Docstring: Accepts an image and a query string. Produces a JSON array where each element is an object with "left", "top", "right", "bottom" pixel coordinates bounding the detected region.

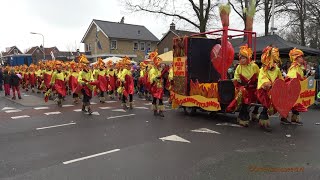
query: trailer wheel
[{"left": 183, "top": 107, "right": 197, "bottom": 116}]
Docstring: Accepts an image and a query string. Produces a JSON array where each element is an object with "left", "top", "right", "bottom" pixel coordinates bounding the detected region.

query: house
[
  {"left": 44, "top": 46, "right": 59, "bottom": 60},
  {"left": 1, "top": 46, "right": 24, "bottom": 65},
  {"left": 81, "top": 19, "right": 159, "bottom": 61},
  {"left": 25, "top": 46, "right": 44, "bottom": 63},
  {"left": 157, "top": 23, "right": 198, "bottom": 54}
]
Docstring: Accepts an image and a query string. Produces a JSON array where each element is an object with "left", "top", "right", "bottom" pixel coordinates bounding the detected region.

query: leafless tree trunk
[{"left": 124, "top": 0, "right": 217, "bottom": 33}]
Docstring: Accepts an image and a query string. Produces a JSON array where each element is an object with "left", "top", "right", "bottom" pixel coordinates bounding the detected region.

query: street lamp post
[{"left": 30, "top": 32, "right": 45, "bottom": 61}]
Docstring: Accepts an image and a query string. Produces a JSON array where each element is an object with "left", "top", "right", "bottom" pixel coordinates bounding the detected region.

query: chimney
[
  {"left": 120, "top": 17, "right": 125, "bottom": 24},
  {"left": 170, "top": 22, "right": 175, "bottom": 31}
]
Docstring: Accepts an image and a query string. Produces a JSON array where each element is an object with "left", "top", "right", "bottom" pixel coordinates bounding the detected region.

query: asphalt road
[{"left": 0, "top": 91, "right": 320, "bottom": 180}]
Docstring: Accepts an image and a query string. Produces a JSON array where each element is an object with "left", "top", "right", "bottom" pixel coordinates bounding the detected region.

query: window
[
  {"left": 140, "top": 42, "right": 145, "bottom": 51},
  {"left": 138, "top": 30, "right": 141, "bottom": 35},
  {"left": 86, "top": 44, "right": 92, "bottom": 51},
  {"left": 164, "top": 48, "right": 169, "bottom": 53},
  {"left": 111, "top": 40, "right": 117, "bottom": 50},
  {"left": 14, "top": 49, "right": 18, "bottom": 54},
  {"left": 133, "top": 42, "right": 139, "bottom": 51},
  {"left": 147, "top": 42, "right": 151, "bottom": 51}
]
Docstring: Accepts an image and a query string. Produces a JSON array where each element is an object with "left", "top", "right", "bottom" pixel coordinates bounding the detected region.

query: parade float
[{"left": 170, "top": 2, "right": 317, "bottom": 117}]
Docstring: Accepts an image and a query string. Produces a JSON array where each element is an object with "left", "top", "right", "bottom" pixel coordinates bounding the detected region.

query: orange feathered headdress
[
  {"left": 148, "top": 49, "right": 162, "bottom": 66},
  {"left": 122, "top": 56, "right": 132, "bottom": 67},
  {"left": 106, "top": 60, "right": 113, "bottom": 67},
  {"left": 78, "top": 54, "right": 89, "bottom": 64},
  {"left": 97, "top": 57, "right": 104, "bottom": 68},
  {"left": 289, "top": 48, "right": 304, "bottom": 62},
  {"left": 261, "top": 46, "right": 281, "bottom": 70},
  {"left": 239, "top": 44, "right": 253, "bottom": 62}
]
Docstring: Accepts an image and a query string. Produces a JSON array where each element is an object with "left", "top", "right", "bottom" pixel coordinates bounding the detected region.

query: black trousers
[
  {"left": 122, "top": 94, "right": 133, "bottom": 103},
  {"left": 152, "top": 97, "right": 163, "bottom": 105},
  {"left": 81, "top": 89, "right": 91, "bottom": 103}
]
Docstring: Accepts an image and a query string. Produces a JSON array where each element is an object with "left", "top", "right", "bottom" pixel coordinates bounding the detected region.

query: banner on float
[
  {"left": 171, "top": 93, "right": 221, "bottom": 111},
  {"left": 295, "top": 76, "right": 316, "bottom": 107}
]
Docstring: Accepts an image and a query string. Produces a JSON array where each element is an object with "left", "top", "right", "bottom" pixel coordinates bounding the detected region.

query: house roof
[
  {"left": 1, "top": 46, "right": 23, "bottom": 57},
  {"left": 230, "top": 34, "right": 320, "bottom": 57},
  {"left": 81, "top": 19, "right": 159, "bottom": 43},
  {"left": 44, "top": 47, "right": 59, "bottom": 55},
  {"left": 158, "top": 30, "right": 198, "bottom": 44},
  {"left": 26, "top": 46, "right": 43, "bottom": 54}
]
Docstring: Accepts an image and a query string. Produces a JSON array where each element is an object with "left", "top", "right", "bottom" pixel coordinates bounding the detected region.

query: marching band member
[
  {"left": 106, "top": 60, "right": 116, "bottom": 100},
  {"left": 28, "top": 64, "right": 37, "bottom": 93},
  {"left": 68, "top": 61, "right": 80, "bottom": 104},
  {"left": 94, "top": 58, "right": 108, "bottom": 103}
]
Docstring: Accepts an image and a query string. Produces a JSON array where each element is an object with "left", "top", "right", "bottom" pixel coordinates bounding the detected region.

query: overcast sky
[{"left": 0, "top": 0, "right": 280, "bottom": 53}]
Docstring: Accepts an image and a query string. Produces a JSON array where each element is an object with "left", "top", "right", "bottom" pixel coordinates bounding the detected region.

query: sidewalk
[{"left": 2, "top": 92, "right": 55, "bottom": 107}]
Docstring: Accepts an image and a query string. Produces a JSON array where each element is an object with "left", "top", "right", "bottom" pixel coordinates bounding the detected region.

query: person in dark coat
[
  {"left": 3, "top": 69, "right": 10, "bottom": 96},
  {"left": 9, "top": 69, "right": 21, "bottom": 100}
]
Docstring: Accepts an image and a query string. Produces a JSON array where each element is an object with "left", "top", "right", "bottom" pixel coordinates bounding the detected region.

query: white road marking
[
  {"left": 73, "top": 109, "right": 82, "bottom": 112},
  {"left": 90, "top": 102, "right": 97, "bottom": 105},
  {"left": 34, "top": 107, "right": 50, "bottom": 110},
  {"left": 144, "top": 103, "right": 152, "bottom": 106},
  {"left": 63, "top": 149, "right": 120, "bottom": 165},
  {"left": 36, "top": 122, "right": 76, "bottom": 130},
  {"left": 135, "top": 107, "right": 149, "bottom": 110},
  {"left": 62, "top": 104, "right": 74, "bottom": 107},
  {"left": 5, "top": 109, "right": 22, "bottom": 113},
  {"left": 191, "top": 128, "right": 221, "bottom": 134},
  {"left": 107, "top": 114, "right": 135, "bottom": 119},
  {"left": 112, "top": 109, "right": 126, "bottom": 112},
  {"left": 159, "top": 135, "right": 191, "bottom": 143},
  {"left": 23, "top": 95, "right": 30, "bottom": 97},
  {"left": 44, "top": 111, "right": 61, "bottom": 115},
  {"left": 2, "top": 107, "right": 15, "bottom": 110},
  {"left": 11, "top": 115, "right": 30, "bottom": 119},
  {"left": 99, "top": 107, "right": 112, "bottom": 110},
  {"left": 216, "top": 123, "right": 242, "bottom": 128},
  {"left": 106, "top": 101, "right": 117, "bottom": 103},
  {"left": 163, "top": 101, "right": 169, "bottom": 104},
  {"left": 92, "top": 112, "right": 100, "bottom": 116}
]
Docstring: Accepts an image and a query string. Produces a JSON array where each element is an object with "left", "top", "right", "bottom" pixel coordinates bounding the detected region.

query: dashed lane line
[
  {"left": 36, "top": 122, "right": 76, "bottom": 130},
  {"left": 107, "top": 114, "right": 135, "bottom": 120},
  {"left": 11, "top": 115, "right": 30, "bottom": 119},
  {"left": 44, "top": 111, "right": 61, "bottom": 115},
  {"left": 63, "top": 149, "right": 120, "bottom": 165},
  {"left": 5, "top": 109, "right": 22, "bottom": 113}
]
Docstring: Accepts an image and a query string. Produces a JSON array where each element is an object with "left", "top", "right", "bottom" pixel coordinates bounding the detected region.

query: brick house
[
  {"left": 81, "top": 19, "right": 159, "bottom": 61},
  {"left": 25, "top": 46, "right": 44, "bottom": 63},
  {"left": 157, "top": 23, "right": 197, "bottom": 54},
  {"left": 0, "top": 46, "right": 23, "bottom": 64}
]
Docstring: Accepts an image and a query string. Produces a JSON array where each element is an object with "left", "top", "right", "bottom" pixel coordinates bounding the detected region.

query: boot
[
  {"left": 18, "top": 95, "right": 22, "bottom": 99},
  {"left": 251, "top": 113, "right": 259, "bottom": 122},
  {"left": 32, "top": 88, "right": 35, "bottom": 93},
  {"left": 12, "top": 96, "right": 16, "bottom": 100},
  {"left": 99, "top": 96, "right": 105, "bottom": 103},
  {"left": 87, "top": 106, "right": 93, "bottom": 115},
  {"left": 152, "top": 104, "right": 158, "bottom": 116},
  {"left": 158, "top": 105, "right": 165, "bottom": 117},
  {"left": 82, "top": 104, "right": 87, "bottom": 112},
  {"left": 291, "top": 114, "right": 303, "bottom": 125},
  {"left": 259, "top": 119, "right": 272, "bottom": 132},
  {"left": 280, "top": 117, "right": 291, "bottom": 125},
  {"left": 129, "top": 102, "right": 133, "bottom": 110},
  {"left": 73, "top": 98, "right": 79, "bottom": 104},
  {"left": 57, "top": 99, "right": 62, "bottom": 107},
  {"left": 122, "top": 103, "right": 128, "bottom": 110},
  {"left": 259, "top": 108, "right": 272, "bottom": 132}
]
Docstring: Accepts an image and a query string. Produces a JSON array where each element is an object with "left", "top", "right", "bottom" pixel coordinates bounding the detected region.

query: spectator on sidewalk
[
  {"left": 9, "top": 69, "right": 21, "bottom": 100},
  {"left": 0, "top": 68, "right": 3, "bottom": 91},
  {"left": 3, "top": 69, "right": 10, "bottom": 96}
]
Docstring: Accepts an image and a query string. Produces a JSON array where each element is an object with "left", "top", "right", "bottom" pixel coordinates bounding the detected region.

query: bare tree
[
  {"left": 228, "top": 0, "right": 261, "bottom": 31},
  {"left": 124, "top": 0, "right": 218, "bottom": 32}
]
